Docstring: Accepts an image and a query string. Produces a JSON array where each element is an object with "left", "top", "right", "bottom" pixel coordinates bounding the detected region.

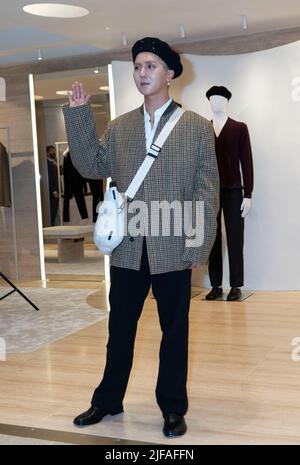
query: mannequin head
[
  {"left": 206, "top": 85, "right": 231, "bottom": 114},
  {"left": 209, "top": 95, "right": 229, "bottom": 114}
]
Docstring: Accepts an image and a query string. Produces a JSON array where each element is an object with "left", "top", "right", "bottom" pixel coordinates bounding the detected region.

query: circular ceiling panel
[{"left": 23, "top": 3, "right": 89, "bottom": 18}]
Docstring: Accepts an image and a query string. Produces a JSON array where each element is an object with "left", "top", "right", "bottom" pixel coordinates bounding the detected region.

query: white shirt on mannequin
[{"left": 209, "top": 94, "right": 252, "bottom": 217}]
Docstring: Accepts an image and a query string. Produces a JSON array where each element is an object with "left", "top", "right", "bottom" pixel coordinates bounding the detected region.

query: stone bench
[{"left": 43, "top": 225, "right": 94, "bottom": 263}]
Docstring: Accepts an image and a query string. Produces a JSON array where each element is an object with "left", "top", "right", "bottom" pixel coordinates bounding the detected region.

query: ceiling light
[
  {"left": 241, "top": 14, "right": 248, "bottom": 30},
  {"left": 94, "top": 68, "right": 100, "bottom": 74},
  {"left": 23, "top": 3, "right": 89, "bottom": 18},
  {"left": 121, "top": 33, "right": 128, "bottom": 47},
  {"left": 105, "top": 26, "right": 111, "bottom": 31},
  {"left": 99, "top": 86, "right": 109, "bottom": 92},
  {"left": 56, "top": 90, "right": 72, "bottom": 96},
  {"left": 179, "top": 24, "right": 186, "bottom": 39},
  {"left": 37, "top": 48, "right": 43, "bottom": 61},
  {"left": 34, "top": 95, "right": 44, "bottom": 101}
]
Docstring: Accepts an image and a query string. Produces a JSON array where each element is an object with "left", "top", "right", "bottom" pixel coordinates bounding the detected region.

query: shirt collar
[{"left": 143, "top": 97, "right": 173, "bottom": 121}]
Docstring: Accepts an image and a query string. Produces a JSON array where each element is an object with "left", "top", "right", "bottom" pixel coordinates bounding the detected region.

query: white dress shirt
[{"left": 143, "top": 97, "right": 173, "bottom": 152}]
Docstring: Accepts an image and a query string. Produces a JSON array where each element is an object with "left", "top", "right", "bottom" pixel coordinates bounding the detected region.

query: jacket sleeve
[
  {"left": 62, "top": 103, "right": 112, "bottom": 180},
  {"left": 239, "top": 123, "right": 254, "bottom": 198},
  {"left": 182, "top": 120, "right": 219, "bottom": 265},
  {"left": 0, "top": 144, "right": 12, "bottom": 208}
]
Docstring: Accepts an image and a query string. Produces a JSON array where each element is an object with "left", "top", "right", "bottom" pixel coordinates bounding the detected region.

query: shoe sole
[
  {"left": 163, "top": 427, "right": 187, "bottom": 438},
  {"left": 74, "top": 409, "right": 123, "bottom": 427}
]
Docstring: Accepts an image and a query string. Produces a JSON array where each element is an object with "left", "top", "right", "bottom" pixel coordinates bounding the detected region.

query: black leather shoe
[
  {"left": 227, "top": 287, "right": 242, "bottom": 301},
  {"left": 206, "top": 287, "right": 223, "bottom": 300},
  {"left": 163, "top": 413, "right": 187, "bottom": 438},
  {"left": 73, "top": 406, "right": 123, "bottom": 426}
]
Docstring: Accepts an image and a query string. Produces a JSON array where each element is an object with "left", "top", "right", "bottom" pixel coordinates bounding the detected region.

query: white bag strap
[{"left": 125, "top": 107, "right": 185, "bottom": 200}]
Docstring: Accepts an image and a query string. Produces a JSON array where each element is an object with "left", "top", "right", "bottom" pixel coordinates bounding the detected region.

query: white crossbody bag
[{"left": 94, "top": 107, "right": 185, "bottom": 255}]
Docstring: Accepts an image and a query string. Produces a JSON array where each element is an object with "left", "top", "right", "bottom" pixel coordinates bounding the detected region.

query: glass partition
[{"left": 30, "top": 68, "right": 111, "bottom": 283}]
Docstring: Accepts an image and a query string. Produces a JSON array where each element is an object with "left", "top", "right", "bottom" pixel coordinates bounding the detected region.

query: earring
[{"left": 167, "top": 81, "right": 170, "bottom": 87}]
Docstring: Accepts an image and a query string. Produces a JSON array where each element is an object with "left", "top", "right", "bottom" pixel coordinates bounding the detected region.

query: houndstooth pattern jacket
[{"left": 63, "top": 100, "right": 219, "bottom": 274}]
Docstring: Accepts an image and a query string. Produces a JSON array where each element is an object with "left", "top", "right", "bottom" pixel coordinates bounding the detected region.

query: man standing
[
  {"left": 63, "top": 37, "right": 219, "bottom": 438},
  {"left": 46, "top": 145, "right": 59, "bottom": 226}
]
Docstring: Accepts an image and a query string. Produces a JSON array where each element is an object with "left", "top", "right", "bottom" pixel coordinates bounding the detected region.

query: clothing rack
[
  {"left": 0, "top": 127, "right": 18, "bottom": 281},
  {"left": 0, "top": 127, "right": 38, "bottom": 311}
]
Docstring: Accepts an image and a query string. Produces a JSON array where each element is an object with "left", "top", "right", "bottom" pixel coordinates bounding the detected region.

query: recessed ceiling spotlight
[
  {"left": 56, "top": 90, "right": 72, "bottom": 96},
  {"left": 179, "top": 24, "right": 186, "bottom": 39},
  {"left": 34, "top": 95, "right": 44, "bottom": 101},
  {"left": 241, "top": 14, "right": 248, "bottom": 30},
  {"left": 99, "top": 86, "right": 110, "bottom": 92},
  {"left": 37, "top": 48, "right": 43, "bottom": 61},
  {"left": 105, "top": 26, "right": 111, "bottom": 31},
  {"left": 94, "top": 68, "right": 100, "bottom": 74},
  {"left": 23, "top": 3, "right": 89, "bottom": 18},
  {"left": 121, "top": 33, "right": 128, "bottom": 47}
]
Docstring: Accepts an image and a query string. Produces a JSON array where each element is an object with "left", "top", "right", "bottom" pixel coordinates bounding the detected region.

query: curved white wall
[{"left": 110, "top": 41, "right": 300, "bottom": 290}]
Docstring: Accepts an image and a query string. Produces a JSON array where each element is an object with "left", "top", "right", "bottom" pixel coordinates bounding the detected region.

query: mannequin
[
  {"left": 46, "top": 145, "right": 59, "bottom": 226},
  {"left": 62, "top": 148, "right": 89, "bottom": 223},
  {"left": 62, "top": 147, "right": 104, "bottom": 223},
  {"left": 205, "top": 86, "right": 253, "bottom": 301}
]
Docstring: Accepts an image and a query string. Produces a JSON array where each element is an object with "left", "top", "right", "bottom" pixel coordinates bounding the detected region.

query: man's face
[
  {"left": 133, "top": 52, "right": 174, "bottom": 97},
  {"left": 48, "top": 148, "right": 56, "bottom": 159}
]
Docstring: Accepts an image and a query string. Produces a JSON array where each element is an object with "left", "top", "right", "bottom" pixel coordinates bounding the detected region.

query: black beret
[
  {"left": 206, "top": 86, "right": 232, "bottom": 101},
  {"left": 132, "top": 37, "right": 183, "bottom": 79}
]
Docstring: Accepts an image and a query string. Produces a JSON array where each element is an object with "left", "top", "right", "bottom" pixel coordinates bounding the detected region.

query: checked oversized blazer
[{"left": 63, "top": 100, "right": 219, "bottom": 274}]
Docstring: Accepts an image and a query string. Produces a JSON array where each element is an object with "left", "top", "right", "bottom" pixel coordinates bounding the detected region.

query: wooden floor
[{"left": 1, "top": 280, "right": 300, "bottom": 445}]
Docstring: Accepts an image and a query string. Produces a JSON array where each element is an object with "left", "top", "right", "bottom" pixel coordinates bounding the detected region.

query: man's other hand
[{"left": 187, "top": 262, "right": 199, "bottom": 270}]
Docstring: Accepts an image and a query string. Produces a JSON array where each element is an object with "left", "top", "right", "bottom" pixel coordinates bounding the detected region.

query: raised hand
[{"left": 69, "top": 82, "right": 90, "bottom": 107}]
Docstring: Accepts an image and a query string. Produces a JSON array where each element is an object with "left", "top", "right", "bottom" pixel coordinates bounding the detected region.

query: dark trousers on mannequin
[
  {"left": 91, "top": 240, "right": 192, "bottom": 415},
  {"left": 63, "top": 189, "right": 88, "bottom": 222},
  {"left": 208, "top": 188, "right": 244, "bottom": 288},
  {"left": 88, "top": 179, "right": 104, "bottom": 223}
]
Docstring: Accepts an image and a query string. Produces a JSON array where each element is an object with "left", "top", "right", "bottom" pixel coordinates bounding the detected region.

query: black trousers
[
  {"left": 91, "top": 241, "right": 192, "bottom": 415},
  {"left": 208, "top": 188, "right": 244, "bottom": 288},
  {"left": 50, "top": 197, "right": 59, "bottom": 226},
  {"left": 88, "top": 180, "right": 104, "bottom": 223},
  {"left": 63, "top": 189, "right": 88, "bottom": 222}
]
